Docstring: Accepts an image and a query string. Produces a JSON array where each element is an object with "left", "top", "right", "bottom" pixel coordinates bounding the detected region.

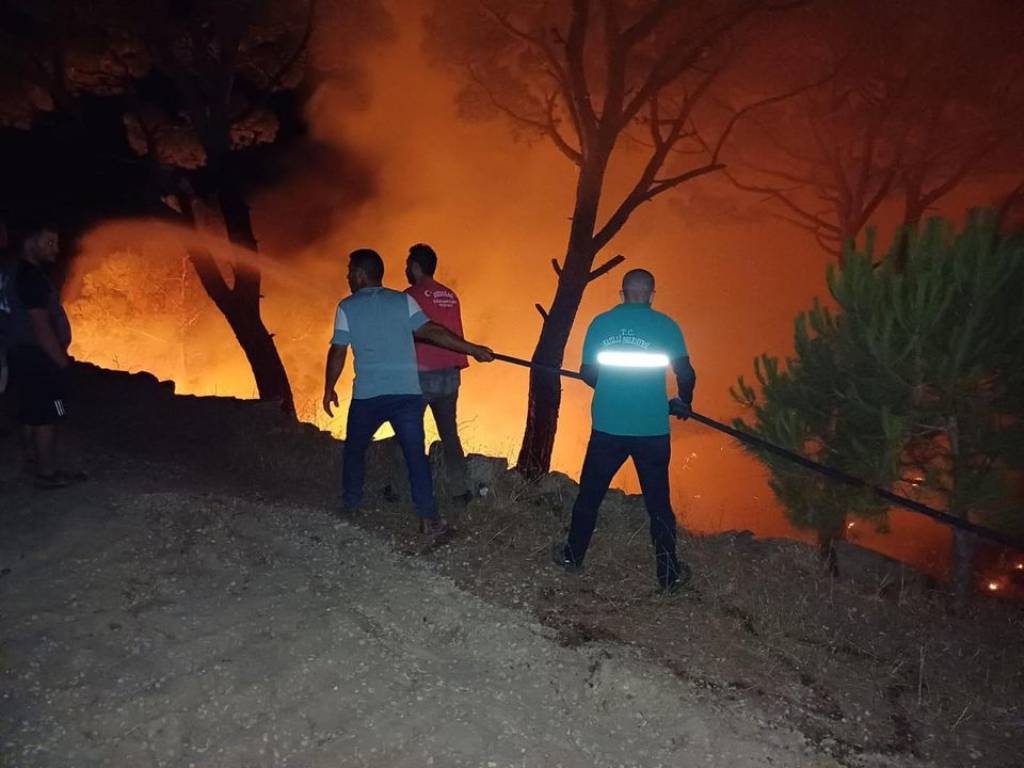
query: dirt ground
[{"left": 1, "top": 364, "right": 1021, "bottom": 767}]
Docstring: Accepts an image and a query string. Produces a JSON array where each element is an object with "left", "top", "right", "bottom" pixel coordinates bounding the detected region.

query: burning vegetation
[{"left": 3, "top": 0, "right": 1024, "bottom": 590}]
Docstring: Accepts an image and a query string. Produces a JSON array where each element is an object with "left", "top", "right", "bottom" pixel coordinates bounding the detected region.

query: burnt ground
[{"left": 1, "top": 363, "right": 1022, "bottom": 767}]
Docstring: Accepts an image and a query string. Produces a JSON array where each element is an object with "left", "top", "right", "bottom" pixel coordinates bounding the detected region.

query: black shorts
[{"left": 7, "top": 346, "right": 68, "bottom": 426}]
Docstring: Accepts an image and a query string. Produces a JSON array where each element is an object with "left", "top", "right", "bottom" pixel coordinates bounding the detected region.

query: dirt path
[
  {"left": 4, "top": 367, "right": 1016, "bottom": 767},
  {"left": 1, "top": 481, "right": 853, "bottom": 768}
]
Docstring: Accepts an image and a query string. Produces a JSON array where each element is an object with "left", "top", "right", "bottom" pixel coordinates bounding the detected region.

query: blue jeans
[
  {"left": 343, "top": 395, "right": 436, "bottom": 519},
  {"left": 566, "top": 430, "right": 680, "bottom": 586}
]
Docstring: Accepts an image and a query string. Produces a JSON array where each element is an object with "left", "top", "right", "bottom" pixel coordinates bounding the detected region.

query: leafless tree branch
[
  {"left": 996, "top": 178, "right": 1024, "bottom": 229},
  {"left": 727, "top": 171, "right": 841, "bottom": 235},
  {"left": 467, "top": 67, "right": 581, "bottom": 164},
  {"left": 564, "top": 0, "right": 599, "bottom": 142},
  {"left": 621, "top": 0, "right": 683, "bottom": 49},
  {"left": 707, "top": 71, "right": 836, "bottom": 166},
  {"left": 479, "top": 2, "right": 570, "bottom": 87},
  {"left": 905, "top": 135, "right": 1006, "bottom": 222},
  {"left": 543, "top": 91, "right": 584, "bottom": 164},
  {"left": 620, "top": 4, "right": 755, "bottom": 128},
  {"left": 592, "top": 67, "right": 828, "bottom": 253},
  {"left": 588, "top": 253, "right": 625, "bottom": 281}
]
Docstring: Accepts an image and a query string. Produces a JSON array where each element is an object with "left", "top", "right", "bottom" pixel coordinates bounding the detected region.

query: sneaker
[
  {"left": 550, "top": 542, "right": 582, "bottom": 573},
  {"left": 658, "top": 561, "right": 693, "bottom": 593},
  {"left": 422, "top": 516, "right": 453, "bottom": 545}
]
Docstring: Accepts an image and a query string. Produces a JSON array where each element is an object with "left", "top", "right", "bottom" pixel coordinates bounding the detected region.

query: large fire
[{"left": 64, "top": 4, "right": 956, "bottom": 576}]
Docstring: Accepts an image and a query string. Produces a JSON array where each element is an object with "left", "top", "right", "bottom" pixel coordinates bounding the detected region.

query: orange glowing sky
[{"left": 63, "top": 2, "right": 990, "bottom": 574}]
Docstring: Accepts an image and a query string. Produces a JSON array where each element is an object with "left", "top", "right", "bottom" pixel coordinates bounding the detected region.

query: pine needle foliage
[{"left": 734, "top": 212, "right": 1024, "bottom": 585}]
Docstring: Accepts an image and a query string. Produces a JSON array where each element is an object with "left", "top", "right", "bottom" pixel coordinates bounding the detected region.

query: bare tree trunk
[
  {"left": 517, "top": 263, "right": 591, "bottom": 476},
  {"left": 951, "top": 527, "right": 976, "bottom": 605},
  {"left": 890, "top": 189, "right": 928, "bottom": 273},
  {"left": 516, "top": 160, "right": 607, "bottom": 477},
  {"left": 187, "top": 183, "right": 295, "bottom": 414},
  {"left": 188, "top": 247, "right": 294, "bottom": 413},
  {"left": 996, "top": 179, "right": 1024, "bottom": 231},
  {"left": 946, "top": 416, "right": 974, "bottom": 605},
  {"left": 817, "top": 514, "right": 846, "bottom": 578}
]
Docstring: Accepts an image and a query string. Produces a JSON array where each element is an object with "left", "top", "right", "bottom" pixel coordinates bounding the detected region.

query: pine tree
[
  {"left": 731, "top": 279, "right": 904, "bottom": 571},
  {"left": 735, "top": 213, "right": 1024, "bottom": 597}
]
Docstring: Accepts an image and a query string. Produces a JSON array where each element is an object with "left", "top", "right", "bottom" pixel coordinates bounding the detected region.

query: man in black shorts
[{"left": 5, "top": 228, "right": 78, "bottom": 488}]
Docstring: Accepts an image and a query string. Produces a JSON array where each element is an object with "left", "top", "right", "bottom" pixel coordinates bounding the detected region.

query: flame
[
  {"left": 62, "top": 3, "right": 966, "bottom": 577},
  {"left": 987, "top": 580, "right": 1001, "bottom": 592}
]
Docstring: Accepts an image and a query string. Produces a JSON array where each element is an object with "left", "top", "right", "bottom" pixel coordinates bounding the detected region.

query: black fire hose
[
  {"left": 491, "top": 351, "right": 1024, "bottom": 552},
  {"left": 492, "top": 352, "right": 584, "bottom": 381}
]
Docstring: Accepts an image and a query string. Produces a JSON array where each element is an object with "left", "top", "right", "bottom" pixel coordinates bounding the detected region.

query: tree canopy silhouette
[
  {"left": 726, "top": 0, "right": 1024, "bottom": 259},
  {"left": 0, "top": 0, "right": 392, "bottom": 413},
  {"left": 427, "top": 0, "right": 816, "bottom": 475}
]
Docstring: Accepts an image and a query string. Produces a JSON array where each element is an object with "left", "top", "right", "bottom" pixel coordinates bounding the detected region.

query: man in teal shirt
[{"left": 552, "top": 268, "right": 696, "bottom": 590}]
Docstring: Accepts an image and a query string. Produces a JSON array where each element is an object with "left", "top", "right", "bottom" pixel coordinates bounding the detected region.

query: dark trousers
[
  {"left": 420, "top": 368, "right": 469, "bottom": 499},
  {"left": 566, "top": 430, "right": 680, "bottom": 586},
  {"left": 8, "top": 345, "right": 68, "bottom": 426},
  {"left": 343, "top": 395, "right": 436, "bottom": 519},
  {"left": 425, "top": 392, "right": 470, "bottom": 498}
]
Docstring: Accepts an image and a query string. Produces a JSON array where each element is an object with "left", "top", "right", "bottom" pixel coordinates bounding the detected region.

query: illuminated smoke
[{"left": 65, "top": 1, "right": 968, "bottom": 575}]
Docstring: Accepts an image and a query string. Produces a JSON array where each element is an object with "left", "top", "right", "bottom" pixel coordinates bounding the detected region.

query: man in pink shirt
[{"left": 405, "top": 243, "right": 473, "bottom": 506}]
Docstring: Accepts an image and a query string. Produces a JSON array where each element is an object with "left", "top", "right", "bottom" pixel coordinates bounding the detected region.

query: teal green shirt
[{"left": 582, "top": 303, "right": 688, "bottom": 437}]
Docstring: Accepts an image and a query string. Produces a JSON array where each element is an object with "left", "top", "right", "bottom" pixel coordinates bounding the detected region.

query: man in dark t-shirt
[{"left": 6, "top": 228, "right": 78, "bottom": 488}]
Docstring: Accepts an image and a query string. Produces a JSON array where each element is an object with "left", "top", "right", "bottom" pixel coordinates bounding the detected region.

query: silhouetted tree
[
  {"left": 731, "top": 302, "right": 901, "bottom": 571},
  {"left": 428, "top": 0, "right": 814, "bottom": 475},
  {"left": 728, "top": 0, "right": 1024, "bottom": 260},
  {"left": 736, "top": 214, "right": 1024, "bottom": 600},
  {"left": 0, "top": 0, "right": 391, "bottom": 413}
]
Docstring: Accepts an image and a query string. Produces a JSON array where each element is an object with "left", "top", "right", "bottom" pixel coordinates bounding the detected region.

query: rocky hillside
[{"left": 2, "top": 363, "right": 1021, "bottom": 767}]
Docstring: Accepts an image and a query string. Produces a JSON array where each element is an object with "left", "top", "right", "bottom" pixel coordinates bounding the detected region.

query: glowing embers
[{"left": 596, "top": 350, "right": 670, "bottom": 369}]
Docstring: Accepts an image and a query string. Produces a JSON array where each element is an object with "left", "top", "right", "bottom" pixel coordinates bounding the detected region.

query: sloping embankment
[{"left": 1, "top": 363, "right": 1020, "bottom": 767}]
